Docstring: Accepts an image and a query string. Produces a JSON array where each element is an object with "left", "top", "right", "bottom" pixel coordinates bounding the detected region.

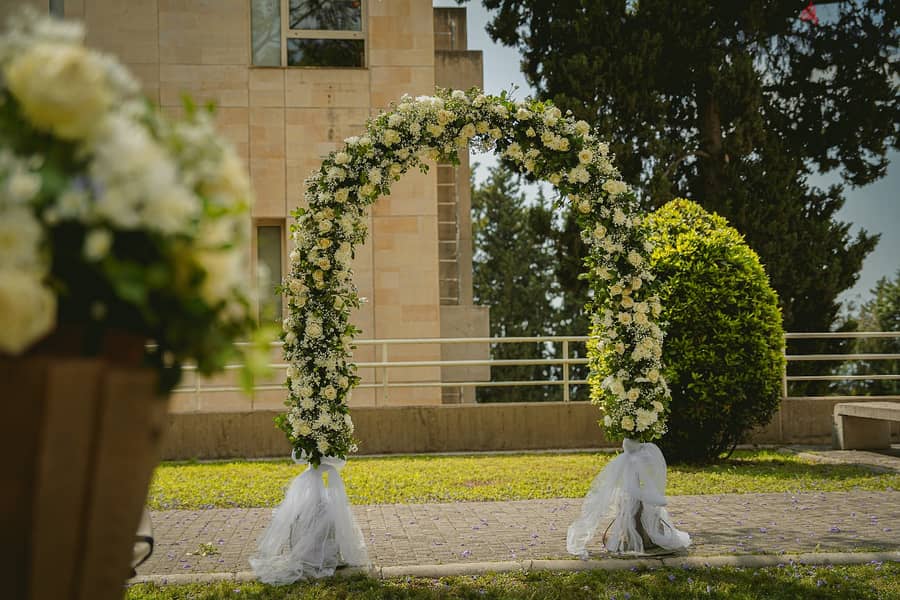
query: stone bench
[{"left": 833, "top": 401, "right": 900, "bottom": 450}]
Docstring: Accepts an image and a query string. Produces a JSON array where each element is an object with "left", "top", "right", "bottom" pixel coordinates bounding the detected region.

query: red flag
[{"left": 800, "top": 1, "right": 819, "bottom": 26}]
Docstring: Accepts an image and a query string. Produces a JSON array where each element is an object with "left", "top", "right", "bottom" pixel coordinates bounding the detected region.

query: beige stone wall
[
  {"left": 62, "top": 1, "right": 493, "bottom": 407},
  {"left": 159, "top": 398, "right": 900, "bottom": 460}
]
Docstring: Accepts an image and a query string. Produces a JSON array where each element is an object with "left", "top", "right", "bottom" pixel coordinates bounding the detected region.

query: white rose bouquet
[{"left": 0, "top": 9, "right": 269, "bottom": 391}]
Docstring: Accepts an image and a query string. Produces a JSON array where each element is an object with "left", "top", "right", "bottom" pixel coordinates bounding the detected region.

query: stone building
[{"left": 7, "top": 1, "right": 489, "bottom": 406}]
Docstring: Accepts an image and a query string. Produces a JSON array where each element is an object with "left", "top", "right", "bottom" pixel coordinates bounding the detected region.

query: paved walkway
[{"left": 136, "top": 491, "right": 900, "bottom": 578}]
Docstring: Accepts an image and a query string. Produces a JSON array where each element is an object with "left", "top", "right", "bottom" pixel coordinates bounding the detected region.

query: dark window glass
[
  {"left": 49, "top": 0, "right": 64, "bottom": 18},
  {"left": 289, "top": 0, "right": 362, "bottom": 32},
  {"left": 251, "top": 0, "right": 282, "bottom": 66},
  {"left": 256, "top": 226, "right": 283, "bottom": 322},
  {"left": 287, "top": 38, "right": 364, "bottom": 67}
]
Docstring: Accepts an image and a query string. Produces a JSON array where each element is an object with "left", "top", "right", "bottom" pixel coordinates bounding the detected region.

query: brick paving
[{"left": 136, "top": 491, "right": 900, "bottom": 577}]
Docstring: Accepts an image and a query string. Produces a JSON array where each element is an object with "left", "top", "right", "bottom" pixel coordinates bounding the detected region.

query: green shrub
[{"left": 646, "top": 199, "right": 785, "bottom": 463}]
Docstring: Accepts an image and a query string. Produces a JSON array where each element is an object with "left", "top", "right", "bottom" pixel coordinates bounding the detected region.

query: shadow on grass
[{"left": 127, "top": 564, "right": 898, "bottom": 600}]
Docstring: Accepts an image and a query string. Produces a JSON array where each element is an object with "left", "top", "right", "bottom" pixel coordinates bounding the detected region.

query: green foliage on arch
[{"left": 278, "top": 89, "right": 669, "bottom": 466}]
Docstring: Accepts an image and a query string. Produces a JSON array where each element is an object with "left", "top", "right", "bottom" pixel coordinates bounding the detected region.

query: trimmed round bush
[{"left": 646, "top": 199, "right": 785, "bottom": 463}]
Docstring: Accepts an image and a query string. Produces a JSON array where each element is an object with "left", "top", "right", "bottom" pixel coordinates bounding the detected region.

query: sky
[{"left": 434, "top": 0, "right": 899, "bottom": 306}]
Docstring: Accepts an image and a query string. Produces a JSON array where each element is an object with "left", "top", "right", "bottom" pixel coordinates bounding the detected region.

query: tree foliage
[
  {"left": 471, "top": 164, "right": 563, "bottom": 401},
  {"left": 838, "top": 271, "right": 900, "bottom": 395},
  {"left": 478, "top": 0, "right": 897, "bottom": 334}
]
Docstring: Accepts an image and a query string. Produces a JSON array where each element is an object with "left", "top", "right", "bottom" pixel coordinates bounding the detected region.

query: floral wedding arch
[
  {"left": 279, "top": 89, "right": 671, "bottom": 465},
  {"left": 252, "top": 90, "right": 687, "bottom": 582}
]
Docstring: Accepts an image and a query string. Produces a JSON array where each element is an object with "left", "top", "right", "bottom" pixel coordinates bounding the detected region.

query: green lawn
[
  {"left": 127, "top": 563, "right": 899, "bottom": 600},
  {"left": 147, "top": 450, "right": 899, "bottom": 510}
]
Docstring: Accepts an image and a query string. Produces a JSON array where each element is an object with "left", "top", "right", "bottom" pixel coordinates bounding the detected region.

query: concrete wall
[{"left": 159, "top": 398, "right": 900, "bottom": 460}]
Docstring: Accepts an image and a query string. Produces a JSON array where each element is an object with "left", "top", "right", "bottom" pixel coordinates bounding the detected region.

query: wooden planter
[{"left": 1, "top": 351, "right": 169, "bottom": 600}]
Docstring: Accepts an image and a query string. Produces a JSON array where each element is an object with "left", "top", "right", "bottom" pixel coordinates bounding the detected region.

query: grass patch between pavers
[
  {"left": 147, "top": 450, "right": 899, "bottom": 510},
  {"left": 127, "top": 563, "right": 899, "bottom": 599}
]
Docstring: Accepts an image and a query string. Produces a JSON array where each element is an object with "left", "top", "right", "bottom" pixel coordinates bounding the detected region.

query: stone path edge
[{"left": 129, "top": 550, "right": 900, "bottom": 586}]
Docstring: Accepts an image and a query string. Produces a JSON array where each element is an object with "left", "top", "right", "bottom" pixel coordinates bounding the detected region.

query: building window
[
  {"left": 251, "top": 0, "right": 366, "bottom": 68},
  {"left": 49, "top": 0, "right": 64, "bottom": 18},
  {"left": 255, "top": 224, "right": 284, "bottom": 323}
]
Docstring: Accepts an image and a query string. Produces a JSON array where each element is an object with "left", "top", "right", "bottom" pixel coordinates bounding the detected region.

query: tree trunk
[{"left": 697, "top": 92, "right": 725, "bottom": 206}]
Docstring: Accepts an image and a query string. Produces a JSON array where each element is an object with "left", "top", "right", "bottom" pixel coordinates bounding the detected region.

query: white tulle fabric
[
  {"left": 567, "top": 438, "right": 691, "bottom": 557},
  {"left": 250, "top": 452, "right": 368, "bottom": 584}
]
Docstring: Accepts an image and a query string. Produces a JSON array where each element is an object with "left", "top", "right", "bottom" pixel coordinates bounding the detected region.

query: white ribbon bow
[
  {"left": 250, "top": 452, "right": 368, "bottom": 584},
  {"left": 567, "top": 439, "right": 691, "bottom": 557}
]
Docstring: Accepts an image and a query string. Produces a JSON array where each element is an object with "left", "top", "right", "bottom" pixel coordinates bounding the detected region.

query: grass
[
  {"left": 147, "top": 450, "right": 899, "bottom": 510},
  {"left": 126, "top": 563, "right": 899, "bottom": 599}
]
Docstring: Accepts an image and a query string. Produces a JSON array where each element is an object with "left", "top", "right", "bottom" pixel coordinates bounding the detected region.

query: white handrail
[{"left": 171, "top": 332, "right": 899, "bottom": 403}]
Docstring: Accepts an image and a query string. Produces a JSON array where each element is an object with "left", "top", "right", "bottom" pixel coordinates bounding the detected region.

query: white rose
[
  {"left": 574, "top": 120, "right": 591, "bottom": 135},
  {"left": 306, "top": 321, "right": 324, "bottom": 339},
  {"left": 322, "top": 385, "right": 337, "bottom": 400},
  {"left": 592, "top": 223, "right": 607, "bottom": 240},
  {"left": 334, "top": 151, "right": 350, "bottom": 165},
  {"left": 334, "top": 188, "right": 350, "bottom": 203},
  {"left": 6, "top": 170, "right": 42, "bottom": 204},
  {"left": 297, "top": 423, "right": 312, "bottom": 436},
  {"left": 4, "top": 42, "right": 112, "bottom": 140},
  {"left": 83, "top": 228, "right": 112, "bottom": 261},
  {"left": 626, "top": 388, "right": 640, "bottom": 401},
  {"left": 0, "top": 207, "right": 42, "bottom": 270},
  {"left": 0, "top": 270, "right": 56, "bottom": 354},
  {"left": 627, "top": 251, "right": 643, "bottom": 267},
  {"left": 382, "top": 129, "right": 400, "bottom": 146},
  {"left": 647, "top": 369, "right": 660, "bottom": 383},
  {"left": 620, "top": 416, "right": 635, "bottom": 431},
  {"left": 578, "top": 149, "right": 593, "bottom": 164},
  {"left": 603, "top": 180, "right": 628, "bottom": 197},
  {"left": 317, "top": 438, "right": 330, "bottom": 453}
]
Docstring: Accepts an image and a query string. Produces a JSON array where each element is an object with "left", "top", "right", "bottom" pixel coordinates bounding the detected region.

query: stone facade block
[
  {"left": 250, "top": 69, "right": 285, "bottom": 107},
  {"left": 158, "top": 0, "right": 248, "bottom": 65},
  {"left": 160, "top": 64, "right": 249, "bottom": 107},
  {"left": 284, "top": 69, "right": 371, "bottom": 108},
  {"left": 84, "top": 0, "right": 159, "bottom": 64}
]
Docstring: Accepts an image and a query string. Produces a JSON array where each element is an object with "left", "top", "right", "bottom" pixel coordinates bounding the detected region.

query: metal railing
[
  {"left": 782, "top": 331, "right": 900, "bottom": 401},
  {"left": 172, "top": 332, "right": 900, "bottom": 404}
]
